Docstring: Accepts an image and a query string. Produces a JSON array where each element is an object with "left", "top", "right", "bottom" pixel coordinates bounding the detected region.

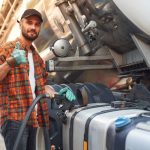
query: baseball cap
[{"left": 19, "top": 9, "right": 43, "bottom": 22}]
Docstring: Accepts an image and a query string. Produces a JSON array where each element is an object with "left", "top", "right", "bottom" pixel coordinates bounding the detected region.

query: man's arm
[
  {"left": 0, "top": 61, "right": 11, "bottom": 81},
  {"left": 0, "top": 42, "right": 27, "bottom": 81}
]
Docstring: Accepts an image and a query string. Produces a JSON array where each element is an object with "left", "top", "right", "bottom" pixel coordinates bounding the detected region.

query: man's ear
[{"left": 19, "top": 21, "right": 22, "bottom": 29}]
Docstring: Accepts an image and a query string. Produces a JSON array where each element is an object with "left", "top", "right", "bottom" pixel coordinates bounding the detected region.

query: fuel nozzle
[{"left": 51, "top": 94, "right": 75, "bottom": 124}]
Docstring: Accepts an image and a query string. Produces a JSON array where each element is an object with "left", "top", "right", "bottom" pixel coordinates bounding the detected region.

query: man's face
[{"left": 20, "top": 16, "right": 42, "bottom": 41}]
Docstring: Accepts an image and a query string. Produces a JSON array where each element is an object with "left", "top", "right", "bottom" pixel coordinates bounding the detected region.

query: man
[{"left": 0, "top": 9, "right": 75, "bottom": 150}]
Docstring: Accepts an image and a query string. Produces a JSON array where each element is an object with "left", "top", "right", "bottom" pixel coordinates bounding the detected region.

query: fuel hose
[{"left": 13, "top": 94, "right": 50, "bottom": 150}]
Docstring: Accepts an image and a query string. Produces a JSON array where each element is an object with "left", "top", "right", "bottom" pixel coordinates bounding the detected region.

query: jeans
[{"left": 1, "top": 120, "right": 37, "bottom": 150}]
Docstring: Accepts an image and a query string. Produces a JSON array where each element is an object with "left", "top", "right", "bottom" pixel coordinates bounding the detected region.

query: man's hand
[
  {"left": 58, "top": 87, "right": 76, "bottom": 102},
  {"left": 11, "top": 42, "right": 27, "bottom": 64},
  {"left": 6, "top": 42, "right": 27, "bottom": 67},
  {"left": 45, "top": 85, "right": 57, "bottom": 98}
]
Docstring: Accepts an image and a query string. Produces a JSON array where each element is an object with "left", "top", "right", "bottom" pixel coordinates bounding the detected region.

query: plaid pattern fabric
[{"left": 0, "top": 38, "right": 50, "bottom": 128}]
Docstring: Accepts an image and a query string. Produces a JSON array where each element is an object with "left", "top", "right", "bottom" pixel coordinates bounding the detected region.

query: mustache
[{"left": 28, "top": 29, "right": 37, "bottom": 34}]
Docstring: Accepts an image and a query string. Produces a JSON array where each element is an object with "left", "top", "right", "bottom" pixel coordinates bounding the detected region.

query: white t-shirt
[{"left": 28, "top": 52, "right": 36, "bottom": 99}]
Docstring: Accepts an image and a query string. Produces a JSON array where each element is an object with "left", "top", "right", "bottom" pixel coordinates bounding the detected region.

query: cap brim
[{"left": 22, "top": 14, "right": 43, "bottom": 22}]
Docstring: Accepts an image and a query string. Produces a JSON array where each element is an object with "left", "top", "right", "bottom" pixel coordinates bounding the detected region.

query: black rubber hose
[{"left": 13, "top": 94, "right": 50, "bottom": 150}]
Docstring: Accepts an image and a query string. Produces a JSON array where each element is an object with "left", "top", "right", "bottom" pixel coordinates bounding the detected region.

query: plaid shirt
[{"left": 0, "top": 38, "right": 50, "bottom": 128}]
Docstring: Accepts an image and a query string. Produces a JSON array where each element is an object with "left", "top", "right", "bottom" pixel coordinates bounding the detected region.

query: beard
[{"left": 22, "top": 29, "right": 39, "bottom": 41}]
